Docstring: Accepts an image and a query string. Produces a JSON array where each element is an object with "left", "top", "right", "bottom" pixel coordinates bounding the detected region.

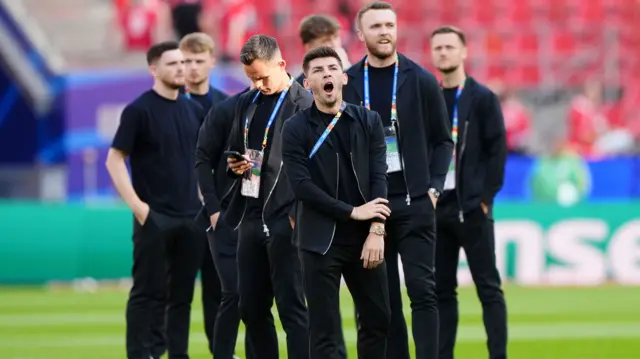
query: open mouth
[
  {"left": 323, "top": 82, "right": 335, "bottom": 94},
  {"left": 379, "top": 39, "right": 391, "bottom": 45}
]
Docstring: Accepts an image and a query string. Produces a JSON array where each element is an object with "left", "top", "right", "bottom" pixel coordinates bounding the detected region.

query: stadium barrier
[{"left": 1, "top": 201, "right": 639, "bottom": 285}]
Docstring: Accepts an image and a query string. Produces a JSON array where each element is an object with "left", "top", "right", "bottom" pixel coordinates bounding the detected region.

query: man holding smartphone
[{"left": 224, "top": 34, "right": 312, "bottom": 359}]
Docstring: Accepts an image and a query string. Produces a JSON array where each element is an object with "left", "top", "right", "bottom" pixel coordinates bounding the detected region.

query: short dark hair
[
  {"left": 357, "top": 1, "right": 395, "bottom": 27},
  {"left": 431, "top": 25, "right": 467, "bottom": 46},
  {"left": 239, "top": 35, "right": 281, "bottom": 66},
  {"left": 302, "top": 46, "right": 343, "bottom": 74},
  {"left": 299, "top": 15, "right": 341, "bottom": 45},
  {"left": 146, "top": 41, "right": 180, "bottom": 65}
]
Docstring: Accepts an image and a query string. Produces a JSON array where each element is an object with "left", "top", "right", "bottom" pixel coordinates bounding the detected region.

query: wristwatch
[
  {"left": 428, "top": 188, "right": 441, "bottom": 199},
  {"left": 370, "top": 224, "right": 386, "bottom": 236}
]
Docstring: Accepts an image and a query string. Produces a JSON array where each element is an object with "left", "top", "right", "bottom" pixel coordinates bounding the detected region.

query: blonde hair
[{"left": 179, "top": 32, "right": 215, "bottom": 54}]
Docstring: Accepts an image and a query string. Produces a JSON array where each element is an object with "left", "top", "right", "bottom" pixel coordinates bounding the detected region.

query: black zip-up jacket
[
  {"left": 439, "top": 76, "right": 507, "bottom": 220},
  {"left": 224, "top": 81, "right": 313, "bottom": 233},
  {"left": 343, "top": 53, "right": 453, "bottom": 204},
  {"left": 282, "top": 102, "right": 388, "bottom": 254},
  {"left": 195, "top": 88, "right": 250, "bottom": 223}
]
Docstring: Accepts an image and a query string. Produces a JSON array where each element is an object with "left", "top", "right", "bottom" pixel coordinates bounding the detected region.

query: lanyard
[
  {"left": 309, "top": 102, "right": 347, "bottom": 159},
  {"left": 244, "top": 78, "right": 294, "bottom": 150},
  {"left": 442, "top": 81, "right": 464, "bottom": 170},
  {"left": 364, "top": 54, "right": 399, "bottom": 124},
  {"left": 450, "top": 84, "right": 464, "bottom": 148}
]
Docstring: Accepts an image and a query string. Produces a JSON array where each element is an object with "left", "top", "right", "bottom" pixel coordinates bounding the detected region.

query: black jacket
[
  {"left": 224, "top": 81, "right": 314, "bottom": 232},
  {"left": 295, "top": 72, "right": 305, "bottom": 86},
  {"left": 282, "top": 102, "right": 388, "bottom": 254},
  {"left": 342, "top": 54, "right": 453, "bottom": 204},
  {"left": 195, "top": 88, "right": 250, "bottom": 219},
  {"left": 439, "top": 76, "right": 507, "bottom": 220}
]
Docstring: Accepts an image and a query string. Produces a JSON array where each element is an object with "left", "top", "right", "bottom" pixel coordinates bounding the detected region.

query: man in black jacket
[
  {"left": 430, "top": 26, "right": 508, "bottom": 359},
  {"left": 282, "top": 46, "right": 391, "bottom": 359},
  {"left": 195, "top": 85, "right": 259, "bottom": 359},
  {"left": 225, "top": 34, "right": 311, "bottom": 359},
  {"left": 343, "top": 2, "right": 453, "bottom": 359}
]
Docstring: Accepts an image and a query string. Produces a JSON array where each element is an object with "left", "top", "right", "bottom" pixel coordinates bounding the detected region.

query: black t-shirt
[
  {"left": 244, "top": 93, "right": 279, "bottom": 219},
  {"left": 317, "top": 109, "right": 369, "bottom": 246},
  {"left": 190, "top": 92, "right": 213, "bottom": 111},
  {"left": 368, "top": 63, "right": 406, "bottom": 196},
  {"left": 439, "top": 87, "right": 459, "bottom": 205},
  {"left": 111, "top": 90, "right": 204, "bottom": 217}
]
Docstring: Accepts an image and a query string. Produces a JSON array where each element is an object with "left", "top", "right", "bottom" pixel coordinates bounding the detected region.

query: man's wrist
[{"left": 369, "top": 222, "right": 385, "bottom": 236}]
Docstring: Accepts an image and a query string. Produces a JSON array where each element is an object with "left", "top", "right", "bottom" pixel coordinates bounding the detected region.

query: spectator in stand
[
  {"left": 218, "top": 0, "right": 259, "bottom": 62},
  {"left": 165, "top": 0, "right": 203, "bottom": 39},
  {"left": 567, "top": 80, "right": 634, "bottom": 158},
  {"left": 487, "top": 79, "right": 532, "bottom": 154}
]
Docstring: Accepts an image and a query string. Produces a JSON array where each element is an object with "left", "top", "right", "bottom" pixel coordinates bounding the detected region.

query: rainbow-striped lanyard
[
  {"left": 309, "top": 102, "right": 347, "bottom": 159},
  {"left": 447, "top": 83, "right": 464, "bottom": 167},
  {"left": 363, "top": 54, "right": 399, "bottom": 125},
  {"left": 243, "top": 77, "right": 294, "bottom": 151}
]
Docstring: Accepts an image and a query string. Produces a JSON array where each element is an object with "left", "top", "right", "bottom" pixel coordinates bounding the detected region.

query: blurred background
[{"left": 0, "top": 0, "right": 639, "bottom": 358}]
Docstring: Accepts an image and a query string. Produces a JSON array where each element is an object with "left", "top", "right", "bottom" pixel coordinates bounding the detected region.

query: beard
[
  {"left": 438, "top": 65, "right": 459, "bottom": 74},
  {"left": 365, "top": 38, "right": 396, "bottom": 61},
  {"left": 161, "top": 78, "right": 184, "bottom": 90}
]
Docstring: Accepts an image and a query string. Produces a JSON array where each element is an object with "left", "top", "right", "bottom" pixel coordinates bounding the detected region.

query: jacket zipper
[
  {"left": 393, "top": 119, "right": 411, "bottom": 206},
  {"left": 261, "top": 160, "right": 283, "bottom": 236},
  {"left": 322, "top": 153, "right": 340, "bottom": 255},
  {"left": 456, "top": 120, "right": 470, "bottom": 223},
  {"left": 350, "top": 152, "right": 366, "bottom": 202}
]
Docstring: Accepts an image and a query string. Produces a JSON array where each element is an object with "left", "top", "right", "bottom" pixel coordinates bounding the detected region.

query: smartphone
[{"left": 224, "top": 150, "right": 246, "bottom": 162}]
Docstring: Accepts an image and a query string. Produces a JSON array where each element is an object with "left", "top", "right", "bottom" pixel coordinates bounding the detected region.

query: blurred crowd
[{"left": 113, "top": 0, "right": 640, "bottom": 159}]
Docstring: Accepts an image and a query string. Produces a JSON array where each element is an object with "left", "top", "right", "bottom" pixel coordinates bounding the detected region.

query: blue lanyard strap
[
  {"left": 244, "top": 78, "right": 294, "bottom": 150},
  {"left": 450, "top": 84, "right": 464, "bottom": 146},
  {"left": 363, "top": 55, "right": 400, "bottom": 123},
  {"left": 309, "top": 102, "right": 347, "bottom": 159}
]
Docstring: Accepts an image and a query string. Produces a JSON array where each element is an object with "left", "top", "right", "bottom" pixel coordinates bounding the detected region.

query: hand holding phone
[{"left": 225, "top": 151, "right": 251, "bottom": 175}]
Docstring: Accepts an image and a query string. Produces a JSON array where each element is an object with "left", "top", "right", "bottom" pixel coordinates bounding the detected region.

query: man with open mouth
[{"left": 282, "top": 45, "right": 391, "bottom": 359}]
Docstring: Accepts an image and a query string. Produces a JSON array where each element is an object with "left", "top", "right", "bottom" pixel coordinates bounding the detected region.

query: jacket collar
[{"left": 346, "top": 53, "right": 412, "bottom": 101}]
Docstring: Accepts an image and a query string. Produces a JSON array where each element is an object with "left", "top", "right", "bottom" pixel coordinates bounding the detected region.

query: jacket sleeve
[
  {"left": 195, "top": 105, "right": 227, "bottom": 216},
  {"left": 226, "top": 97, "right": 245, "bottom": 179},
  {"left": 480, "top": 91, "right": 507, "bottom": 206},
  {"left": 368, "top": 112, "right": 388, "bottom": 223},
  {"left": 281, "top": 117, "right": 354, "bottom": 222},
  {"left": 421, "top": 70, "right": 453, "bottom": 192}
]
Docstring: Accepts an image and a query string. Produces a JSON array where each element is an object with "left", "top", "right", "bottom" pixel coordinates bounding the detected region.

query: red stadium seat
[{"left": 552, "top": 31, "right": 576, "bottom": 54}]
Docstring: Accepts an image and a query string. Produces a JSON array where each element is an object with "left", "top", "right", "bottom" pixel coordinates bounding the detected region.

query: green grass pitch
[{"left": 1, "top": 285, "right": 639, "bottom": 358}]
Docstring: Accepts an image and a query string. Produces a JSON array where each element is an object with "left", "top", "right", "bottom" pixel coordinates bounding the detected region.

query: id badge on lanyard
[
  {"left": 240, "top": 79, "right": 293, "bottom": 198},
  {"left": 364, "top": 55, "right": 402, "bottom": 174},
  {"left": 241, "top": 149, "right": 264, "bottom": 198},
  {"left": 384, "top": 125, "right": 402, "bottom": 173}
]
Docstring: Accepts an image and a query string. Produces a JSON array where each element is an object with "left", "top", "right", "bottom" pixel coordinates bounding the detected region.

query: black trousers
[
  {"left": 126, "top": 210, "right": 204, "bottom": 359},
  {"left": 207, "top": 216, "right": 254, "bottom": 359},
  {"left": 237, "top": 217, "right": 309, "bottom": 359},
  {"left": 435, "top": 207, "right": 507, "bottom": 359},
  {"left": 384, "top": 194, "right": 439, "bottom": 359},
  {"left": 302, "top": 243, "right": 391, "bottom": 359},
  {"left": 200, "top": 231, "right": 221, "bottom": 355}
]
